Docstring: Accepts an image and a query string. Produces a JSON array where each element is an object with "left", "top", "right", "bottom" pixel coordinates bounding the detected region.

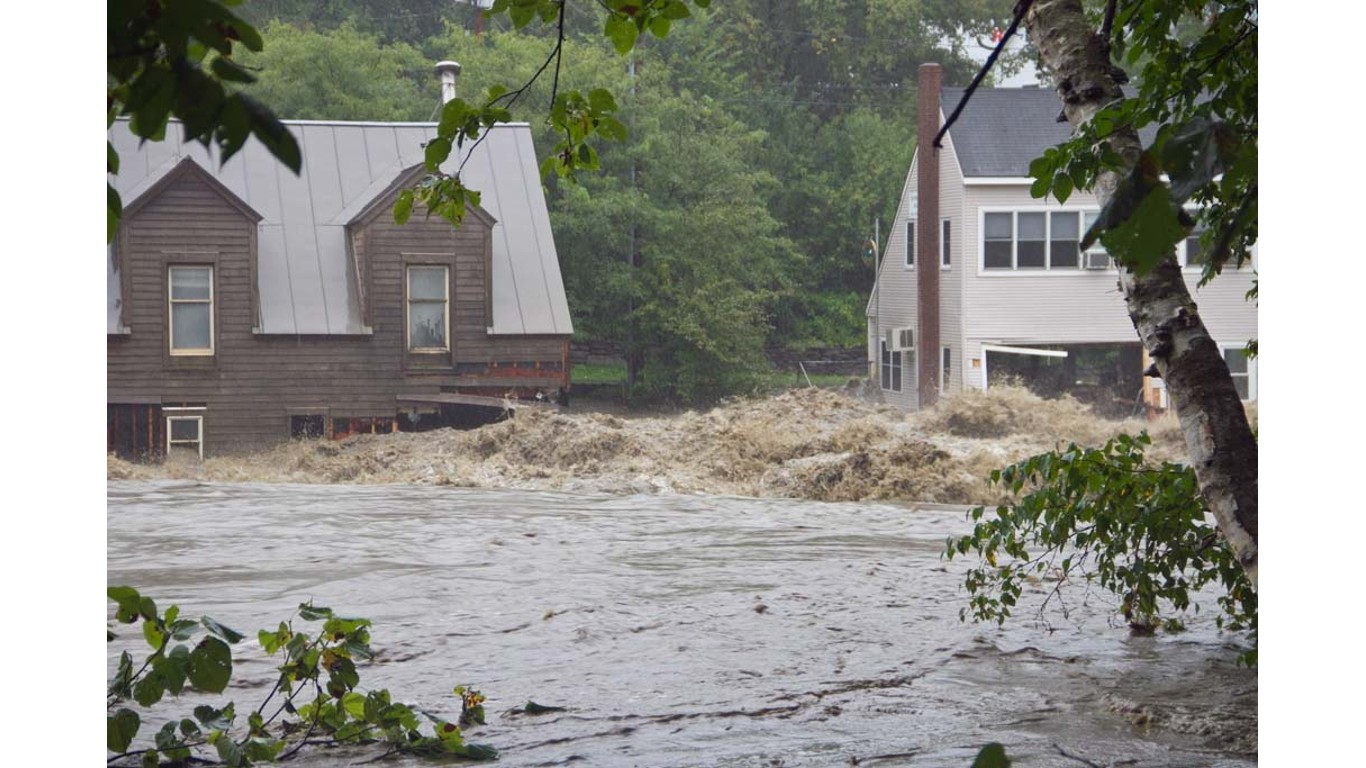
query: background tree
[{"left": 236, "top": 21, "right": 434, "bottom": 120}]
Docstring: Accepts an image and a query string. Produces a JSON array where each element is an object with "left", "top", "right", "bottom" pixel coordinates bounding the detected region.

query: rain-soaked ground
[{"left": 107, "top": 481, "right": 1256, "bottom": 767}]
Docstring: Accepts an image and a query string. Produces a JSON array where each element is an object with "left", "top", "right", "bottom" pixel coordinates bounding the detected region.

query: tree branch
[{"left": 934, "top": 0, "right": 1037, "bottom": 149}]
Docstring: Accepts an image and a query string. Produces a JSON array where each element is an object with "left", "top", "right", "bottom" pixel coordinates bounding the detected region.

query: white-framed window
[
  {"left": 905, "top": 220, "right": 916, "bottom": 268},
  {"left": 941, "top": 346, "right": 952, "bottom": 392},
  {"left": 1179, "top": 210, "right": 1256, "bottom": 271},
  {"left": 1180, "top": 215, "right": 1207, "bottom": 269},
  {"left": 1221, "top": 344, "right": 1257, "bottom": 401},
  {"left": 1083, "top": 211, "right": 1111, "bottom": 269},
  {"left": 880, "top": 339, "right": 902, "bottom": 392},
  {"left": 981, "top": 210, "right": 1095, "bottom": 272},
  {"left": 164, "top": 407, "right": 205, "bottom": 461},
  {"left": 407, "top": 265, "right": 449, "bottom": 351},
  {"left": 168, "top": 266, "right": 214, "bottom": 355},
  {"left": 941, "top": 219, "right": 952, "bottom": 268}
]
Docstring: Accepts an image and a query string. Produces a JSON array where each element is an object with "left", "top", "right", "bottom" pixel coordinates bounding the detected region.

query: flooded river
[{"left": 108, "top": 481, "right": 1256, "bottom": 767}]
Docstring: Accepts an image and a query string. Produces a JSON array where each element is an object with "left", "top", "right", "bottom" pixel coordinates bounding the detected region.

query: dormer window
[
  {"left": 407, "top": 265, "right": 449, "bottom": 351},
  {"left": 168, "top": 266, "right": 214, "bottom": 355}
]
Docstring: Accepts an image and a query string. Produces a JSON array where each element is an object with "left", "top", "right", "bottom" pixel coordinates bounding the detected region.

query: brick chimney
[
  {"left": 917, "top": 63, "right": 941, "bottom": 408},
  {"left": 435, "top": 60, "right": 462, "bottom": 104}
]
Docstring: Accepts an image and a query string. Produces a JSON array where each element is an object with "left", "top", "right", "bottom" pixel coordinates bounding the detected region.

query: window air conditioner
[
  {"left": 892, "top": 327, "right": 915, "bottom": 351},
  {"left": 1084, "top": 251, "right": 1111, "bottom": 270}
]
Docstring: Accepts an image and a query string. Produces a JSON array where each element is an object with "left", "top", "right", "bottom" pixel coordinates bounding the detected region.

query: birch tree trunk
[{"left": 1024, "top": 0, "right": 1258, "bottom": 586}]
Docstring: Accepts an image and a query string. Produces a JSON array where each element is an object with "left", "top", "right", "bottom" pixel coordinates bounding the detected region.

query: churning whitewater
[{"left": 106, "top": 387, "right": 1227, "bottom": 505}]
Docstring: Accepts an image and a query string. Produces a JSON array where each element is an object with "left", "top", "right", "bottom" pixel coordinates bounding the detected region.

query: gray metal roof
[
  {"left": 108, "top": 120, "right": 573, "bottom": 336},
  {"left": 939, "top": 86, "right": 1157, "bottom": 177}
]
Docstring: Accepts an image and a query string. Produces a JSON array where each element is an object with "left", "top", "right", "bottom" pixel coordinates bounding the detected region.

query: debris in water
[{"left": 106, "top": 387, "right": 1252, "bottom": 506}]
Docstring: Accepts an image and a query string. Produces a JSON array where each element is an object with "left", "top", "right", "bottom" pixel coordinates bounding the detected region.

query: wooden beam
[{"left": 396, "top": 393, "right": 562, "bottom": 410}]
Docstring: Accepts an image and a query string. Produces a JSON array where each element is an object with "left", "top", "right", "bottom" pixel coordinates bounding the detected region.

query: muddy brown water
[{"left": 107, "top": 481, "right": 1255, "bottom": 767}]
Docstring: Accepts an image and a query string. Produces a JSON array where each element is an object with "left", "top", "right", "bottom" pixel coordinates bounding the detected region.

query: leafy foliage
[
  {"left": 108, "top": 0, "right": 301, "bottom": 242},
  {"left": 234, "top": 21, "right": 435, "bottom": 121},
  {"left": 945, "top": 433, "right": 1256, "bottom": 665},
  {"left": 1026, "top": 0, "right": 1257, "bottom": 284},
  {"left": 108, "top": 587, "right": 497, "bottom": 766}
]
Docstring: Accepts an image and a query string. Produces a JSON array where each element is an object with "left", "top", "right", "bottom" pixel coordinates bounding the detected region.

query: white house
[{"left": 867, "top": 64, "right": 1257, "bottom": 415}]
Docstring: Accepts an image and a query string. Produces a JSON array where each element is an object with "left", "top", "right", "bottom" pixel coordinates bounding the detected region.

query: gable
[{"left": 121, "top": 157, "right": 261, "bottom": 224}]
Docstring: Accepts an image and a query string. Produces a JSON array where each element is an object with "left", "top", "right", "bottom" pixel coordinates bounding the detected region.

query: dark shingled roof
[
  {"left": 939, "top": 87, "right": 1074, "bottom": 177},
  {"left": 939, "top": 86, "right": 1158, "bottom": 177}
]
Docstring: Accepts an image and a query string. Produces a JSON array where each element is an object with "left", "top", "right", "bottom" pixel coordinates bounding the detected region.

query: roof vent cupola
[{"left": 435, "top": 60, "right": 462, "bottom": 104}]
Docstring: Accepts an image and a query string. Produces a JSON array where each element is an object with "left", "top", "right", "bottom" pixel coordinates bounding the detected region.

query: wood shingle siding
[{"left": 108, "top": 153, "right": 569, "bottom": 458}]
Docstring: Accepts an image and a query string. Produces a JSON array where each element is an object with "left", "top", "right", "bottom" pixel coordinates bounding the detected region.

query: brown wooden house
[{"left": 107, "top": 106, "right": 574, "bottom": 461}]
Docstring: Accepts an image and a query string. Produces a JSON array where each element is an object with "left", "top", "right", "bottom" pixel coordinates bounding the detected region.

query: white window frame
[
  {"left": 1219, "top": 343, "right": 1257, "bottom": 401},
  {"left": 980, "top": 344, "right": 1068, "bottom": 389},
  {"left": 978, "top": 207, "right": 1101, "bottom": 276},
  {"left": 941, "top": 218, "right": 952, "bottom": 269},
  {"left": 940, "top": 345, "right": 952, "bottom": 392},
  {"left": 905, "top": 219, "right": 916, "bottom": 269},
  {"left": 880, "top": 338, "right": 902, "bottom": 392},
  {"left": 406, "top": 265, "right": 450, "bottom": 352},
  {"left": 164, "top": 407, "right": 206, "bottom": 461},
  {"left": 168, "top": 265, "right": 214, "bottom": 356}
]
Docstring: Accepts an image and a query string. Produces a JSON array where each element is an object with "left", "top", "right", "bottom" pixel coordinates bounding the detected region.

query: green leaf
[
  {"left": 605, "top": 14, "right": 638, "bottom": 55},
  {"left": 244, "top": 737, "right": 285, "bottom": 762},
  {"left": 160, "top": 646, "right": 192, "bottom": 695},
  {"left": 142, "top": 618, "right": 165, "bottom": 649},
  {"left": 133, "top": 669, "right": 166, "bottom": 707},
  {"left": 214, "top": 735, "right": 247, "bottom": 768},
  {"left": 108, "top": 708, "right": 141, "bottom": 753},
  {"left": 202, "top": 616, "right": 245, "bottom": 644},
  {"left": 109, "top": 586, "right": 142, "bottom": 623},
  {"left": 425, "top": 137, "right": 453, "bottom": 172},
  {"left": 194, "top": 703, "right": 236, "bottom": 732},
  {"left": 298, "top": 603, "right": 333, "bottom": 621},
  {"left": 1052, "top": 173, "right": 1073, "bottom": 205},
  {"left": 1162, "top": 116, "right": 1228, "bottom": 204},
  {"left": 108, "top": 185, "right": 123, "bottom": 242},
  {"left": 394, "top": 189, "right": 415, "bottom": 225},
  {"left": 1096, "top": 185, "right": 1187, "bottom": 275},
  {"left": 210, "top": 56, "right": 256, "bottom": 84},
  {"left": 342, "top": 691, "right": 367, "bottom": 719},
  {"left": 457, "top": 742, "right": 501, "bottom": 761},
  {"left": 663, "top": 2, "right": 693, "bottom": 20},
  {"left": 239, "top": 93, "right": 301, "bottom": 173},
  {"left": 188, "top": 636, "right": 233, "bottom": 693},
  {"left": 508, "top": 2, "right": 536, "bottom": 27},
  {"left": 588, "top": 88, "right": 618, "bottom": 114}
]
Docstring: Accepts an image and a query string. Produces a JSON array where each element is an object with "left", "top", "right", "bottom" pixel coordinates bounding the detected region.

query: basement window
[
  {"left": 290, "top": 415, "right": 326, "bottom": 439},
  {"left": 164, "top": 408, "right": 205, "bottom": 461}
]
